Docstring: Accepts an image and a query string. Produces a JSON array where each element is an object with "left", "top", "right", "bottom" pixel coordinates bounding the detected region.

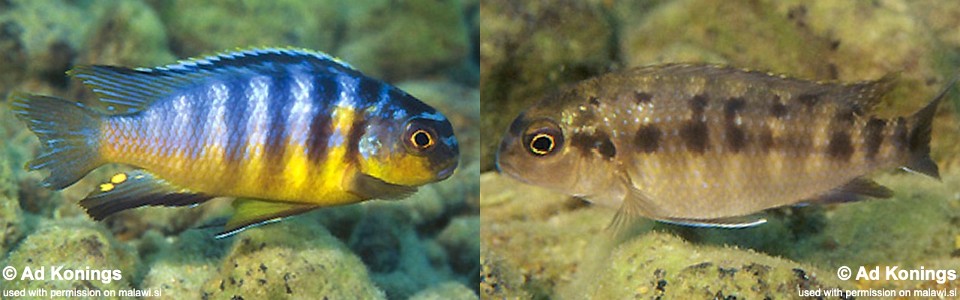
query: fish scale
[
  {"left": 11, "top": 48, "right": 459, "bottom": 237},
  {"left": 497, "top": 64, "right": 949, "bottom": 227}
]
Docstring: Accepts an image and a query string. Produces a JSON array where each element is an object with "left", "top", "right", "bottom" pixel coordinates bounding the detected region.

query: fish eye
[
  {"left": 522, "top": 121, "right": 563, "bottom": 157},
  {"left": 410, "top": 129, "right": 434, "bottom": 150},
  {"left": 404, "top": 121, "right": 437, "bottom": 153},
  {"left": 529, "top": 133, "right": 555, "bottom": 155}
]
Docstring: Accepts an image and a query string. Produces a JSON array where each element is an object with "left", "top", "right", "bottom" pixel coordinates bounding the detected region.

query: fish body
[
  {"left": 497, "top": 64, "right": 948, "bottom": 227},
  {"left": 12, "top": 48, "right": 459, "bottom": 236}
]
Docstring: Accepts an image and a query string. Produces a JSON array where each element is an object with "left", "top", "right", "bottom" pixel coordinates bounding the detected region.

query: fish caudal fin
[
  {"left": 10, "top": 93, "right": 104, "bottom": 189},
  {"left": 903, "top": 78, "right": 956, "bottom": 180}
]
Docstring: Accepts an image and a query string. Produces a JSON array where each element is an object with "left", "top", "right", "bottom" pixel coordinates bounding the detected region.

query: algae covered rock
[
  {"left": 138, "top": 229, "right": 229, "bottom": 299},
  {"left": 338, "top": 0, "right": 469, "bottom": 81},
  {"left": 437, "top": 216, "right": 479, "bottom": 282},
  {"left": 480, "top": 250, "right": 530, "bottom": 299},
  {"left": 150, "top": 0, "right": 341, "bottom": 58},
  {"left": 479, "top": 0, "right": 614, "bottom": 171},
  {"left": 0, "top": 143, "right": 24, "bottom": 255},
  {"left": 201, "top": 219, "right": 384, "bottom": 299},
  {"left": 349, "top": 209, "right": 451, "bottom": 299},
  {"left": 1, "top": 220, "right": 139, "bottom": 291},
  {"left": 584, "top": 232, "right": 850, "bottom": 299},
  {"left": 409, "top": 281, "right": 478, "bottom": 300},
  {"left": 0, "top": 0, "right": 171, "bottom": 95}
]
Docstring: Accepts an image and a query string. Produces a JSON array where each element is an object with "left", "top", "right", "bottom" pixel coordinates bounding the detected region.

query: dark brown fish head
[{"left": 497, "top": 93, "right": 624, "bottom": 199}]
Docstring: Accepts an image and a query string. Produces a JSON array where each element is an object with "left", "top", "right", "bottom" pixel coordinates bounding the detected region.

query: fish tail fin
[
  {"left": 9, "top": 93, "right": 104, "bottom": 189},
  {"left": 904, "top": 78, "right": 956, "bottom": 180}
]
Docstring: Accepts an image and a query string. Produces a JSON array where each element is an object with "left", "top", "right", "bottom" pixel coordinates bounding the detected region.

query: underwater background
[
  {"left": 0, "top": 0, "right": 479, "bottom": 299},
  {"left": 481, "top": 0, "right": 960, "bottom": 299}
]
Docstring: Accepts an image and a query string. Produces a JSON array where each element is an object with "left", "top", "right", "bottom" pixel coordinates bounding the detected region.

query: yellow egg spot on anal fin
[
  {"left": 110, "top": 172, "right": 128, "bottom": 184},
  {"left": 99, "top": 183, "right": 115, "bottom": 192},
  {"left": 80, "top": 169, "right": 214, "bottom": 221}
]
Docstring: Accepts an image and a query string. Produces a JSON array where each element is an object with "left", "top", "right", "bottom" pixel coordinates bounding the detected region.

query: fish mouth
[{"left": 436, "top": 160, "right": 458, "bottom": 180}]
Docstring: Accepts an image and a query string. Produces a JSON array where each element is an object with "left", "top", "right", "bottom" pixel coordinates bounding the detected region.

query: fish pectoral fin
[
  {"left": 79, "top": 170, "right": 214, "bottom": 220},
  {"left": 657, "top": 215, "right": 767, "bottom": 229},
  {"left": 217, "top": 199, "right": 318, "bottom": 239},
  {"left": 607, "top": 181, "right": 661, "bottom": 235},
  {"left": 608, "top": 192, "right": 648, "bottom": 234},
  {"left": 812, "top": 177, "right": 893, "bottom": 204},
  {"left": 350, "top": 173, "right": 418, "bottom": 200}
]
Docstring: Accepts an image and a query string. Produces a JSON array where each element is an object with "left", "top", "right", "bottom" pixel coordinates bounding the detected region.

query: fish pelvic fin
[
  {"left": 217, "top": 199, "right": 318, "bottom": 239},
  {"left": 903, "top": 76, "right": 956, "bottom": 180},
  {"left": 10, "top": 93, "right": 104, "bottom": 189},
  {"left": 657, "top": 216, "right": 767, "bottom": 229}
]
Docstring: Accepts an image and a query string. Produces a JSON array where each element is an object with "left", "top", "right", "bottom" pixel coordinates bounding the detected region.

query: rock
[
  {"left": 584, "top": 232, "right": 850, "bottom": 299},
  {"left": 409, "top": 281, "right": 478, "bottom": 300},
  {"left": 0, "top": 143, "right": 24, "bottom": 255},
  {"left": 150, "top": 0, "right": 341, "bottom": 59},
  {"left": 479, "top": 0, "right": 614, "bottom": 171},
  {"left": 1, "top": 220, "right": 139, "bottom": 291},
  {"left": 349, "top": 209, "right": 447, "bottom": 299},
  {"left": 437, "top": 216, "right": 479, "bottom": 276},
  {"left": 338, "top": 0, "right": 469, "bottom": 81},
  {"left": 480, "top": 250, "right": 530, "bottom": 299},
  {"left": 619, "top": 0, "right": 948, "bottom": 113},
  {"left": 201, "top": 218, "right": 384, "bottom": 299},
  {"left": 138, "top": 229, "right": 229, "bottom": 299}
]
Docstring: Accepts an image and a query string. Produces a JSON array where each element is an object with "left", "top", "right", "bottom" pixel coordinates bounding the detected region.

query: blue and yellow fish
[{"left": 11, "top": 48, "right": 459, "bottom": 237}]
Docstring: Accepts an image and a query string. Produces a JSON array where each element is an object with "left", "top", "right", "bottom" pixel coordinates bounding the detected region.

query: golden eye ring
[
  {"left": 528, "top": 133, "right": 555, "bottom": 155},
  {"left": 410, "top": 129, "right": 435, "bottom": 150}
]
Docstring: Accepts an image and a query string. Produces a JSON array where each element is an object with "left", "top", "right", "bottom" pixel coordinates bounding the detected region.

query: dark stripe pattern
[
  {"left": 224, "top": 81, "right": 251, "bottom": 164},
  {"left": 571, "top": 131, "right": 617, "bottom": 160},
  {"left": 682, "top": 94, "right": 710, "bottom": 153},
  {"left": 263, "top": 73, "right": 291, "bottom": 171},
  {"left": 306, "top": 75, "right": 338, "bottom": 164},
  {"left": 724, "top": 97, "right": 747, "bottom": 152},
  {"left": 827, "top": 131, "right": 854, "bottom": 160},
  {"left": 863, "top": 118, "right": 885, "bottom": 160},
  {"left": 634, "top": 125, "right": 661, "bottom": 153}
]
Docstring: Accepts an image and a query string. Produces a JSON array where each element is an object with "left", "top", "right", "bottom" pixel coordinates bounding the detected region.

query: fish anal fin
[
  {"left": 351, "top": 173, "right": 418, "bottom": 200},
  {"left": 218, "top": 199, "right": 317, "bottom": 238},
  {"left": 812, "top": 177, "right": 893, "bottom": 205},
  {"left": 79, "top": 170, "right": 213, "bottom": 220},
  {"left": 657, "top": 216, "right": 767, "bottom": 229}
]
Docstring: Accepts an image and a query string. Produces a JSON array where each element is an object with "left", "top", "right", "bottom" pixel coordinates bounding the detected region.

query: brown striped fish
[{"left": 496, "top": 64, "right": 953, "bottom": 228}]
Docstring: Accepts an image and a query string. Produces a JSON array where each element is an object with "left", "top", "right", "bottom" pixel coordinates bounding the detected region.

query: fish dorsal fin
[
  {"left": 657, "top": 216, "right": 768, "bottom": 229},
  {"left": 69, "top": 65, "right": 202, "bottom": 114},
  {"left": 69, "top": 48, "right": 356, "bottom": 115},
  {"left": 79, "top": 170, "right": 214, "bottom": 220},
  {"left": 218, "top": 198, "right": 318, "bottom": 238},
  {"left": 843, "top": 73, "right": 897, "bottom": 113},
  {"left": 351, "top": 173, "right": 418, "bottom": 200}
]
